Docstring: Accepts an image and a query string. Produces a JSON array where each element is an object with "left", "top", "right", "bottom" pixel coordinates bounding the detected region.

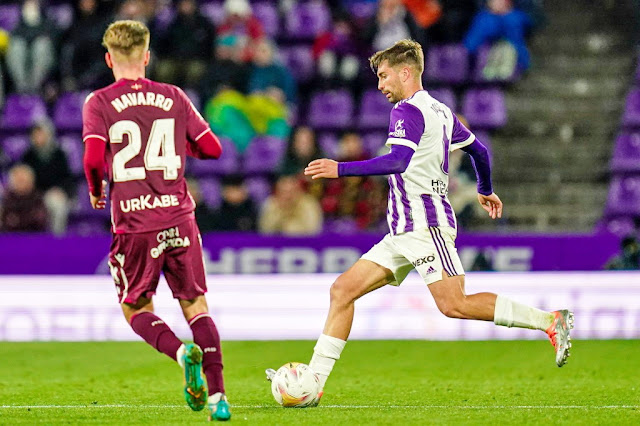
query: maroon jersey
[{"left": 82, "top": 78, "right": 210, "bottom": 233}]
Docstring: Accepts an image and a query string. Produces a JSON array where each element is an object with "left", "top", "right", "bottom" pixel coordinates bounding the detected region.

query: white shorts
[{"left": 361, "top": 227, "right": 464, "bottom": 286}]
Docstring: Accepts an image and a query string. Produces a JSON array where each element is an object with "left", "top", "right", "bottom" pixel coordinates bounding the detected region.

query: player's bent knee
[
  {"left": 435, "top": 299, "right": 465, "bottom": 319},
  {"left": 329, "top": 276, "right": 358, "bottom": 306}
]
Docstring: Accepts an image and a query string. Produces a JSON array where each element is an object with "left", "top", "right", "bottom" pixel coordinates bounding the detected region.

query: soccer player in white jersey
[{"left": 268, "top": 39, "right": 573, "bottom": 403}]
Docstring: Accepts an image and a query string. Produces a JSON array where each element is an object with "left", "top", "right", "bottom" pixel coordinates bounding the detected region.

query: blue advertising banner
[{"left": 0, "top": 232, "right": 621, "bottom": 274}]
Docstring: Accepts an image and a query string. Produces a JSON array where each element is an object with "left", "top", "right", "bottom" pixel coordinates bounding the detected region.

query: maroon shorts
[{"left": 108, "top": 218, "right": 207, "bottom": 304}]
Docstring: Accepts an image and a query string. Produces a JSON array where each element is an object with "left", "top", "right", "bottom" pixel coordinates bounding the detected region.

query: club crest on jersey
[{"left": 390, "top": 119, "right": 406, "bottom": 138}]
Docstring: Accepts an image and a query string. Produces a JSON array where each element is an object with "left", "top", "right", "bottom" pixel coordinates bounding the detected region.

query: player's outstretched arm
[
  {"left": 304, "top": 144, "right": 414, "bottom": 180},
  {"left": 460, "top": 139, "right": 502, "bottom": 219}
]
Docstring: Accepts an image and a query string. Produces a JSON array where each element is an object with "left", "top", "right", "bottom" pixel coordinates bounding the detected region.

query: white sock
[
  {"left": 176, "top": 344, "right": 186, "bottom": 369},
  {"left": 494, "top": 295, "right": 555, "bottom": 331},
  {"left": 309, "top": 334, "right": 346, "bottom": 389},
  {"left": 208, "top": 392, "right": 226, "bottom": 404}
]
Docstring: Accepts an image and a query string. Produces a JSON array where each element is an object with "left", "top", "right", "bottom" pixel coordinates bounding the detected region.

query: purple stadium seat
[
  {"left": 324, "top": 217, "right": 359, "bottom": 234},
  {"left": 595, "top": 217, "right": 637, "bottom": 237},
  {"left": 357, "top": 89, "right": 393, "bottom": 130},
  {"left": 59, "top": 135, "right": 84, "bottom": 176},
  {"left": 0, "top": 95, "right": 48, "bottom": 131},
  {"left": 606, "top": 176, "right": 640, "bottom": 216},
  {"left": 54, "top": 92, "right": 89, "bottom": 132},
  {"left": 348, "top": 1, "right": 378, "bottom": 23},
  {"left": 72, "top": 181, "right": 110, "bottom": 219},
  {"left": 285, "top": 0, "right": 330, "bottom": 39},
  {"left": 362, "top": 132, "right": 387, "bottom": 156},
  {"left": 253, "top": 2, "right": 280, "bottom": 37},
  {"left": 622, "top": 88, "right": 640, "bottom": 128},
  {"left": 244, "top": 136, "right": 287, "bottom": 174},
  {"left": 0, "top": 135, "right": 30, "bottom": 163},
  {"left": 610, "top": 132, "right": 640, "bottom": 173},
  {"left": 428, "top": 87, "right": 457, "bottom": 112},
  {"left": 187, "top": 137, "right": 239, "bottom": 176},
  {"left": 245, "top": 175, "right": 271, "bottom": 205},
  {"left": 46, "top": 4, "right": 74, "bottom": 30},
  {"left": 201, "top": 2, "right": 225, "bottom": 26},
  {"left": 425, "top": 44, "right": 469, "bottom": 85},
  {"left": 197, "top": 177, "right": 222, "bottom": 209},
  {"left": 67, "top": 217, "right": 110, "bottom": 235},
  {"left": 153, "top": 5, "right": 176, "bottom": 32},
  {"left": 472, "top": 45, "right": 520, "bottom": 83},
  {"left": 308, "top": 90, "right": 354, "bottom": 129},
  {"left": 0, "top": 5, "right": 20, "bottom": 32},
  {"left": 279, "top": 45, "right": 315, "bottom": 83},
  {"left": 318, "top": 132, "right": 339, "bottom": 158},
  {"left": 462, "top": 88, "right": 507, "bottom": 129},
  {"left": 183, "top": 89, "right": 202, "bottom": 111}
]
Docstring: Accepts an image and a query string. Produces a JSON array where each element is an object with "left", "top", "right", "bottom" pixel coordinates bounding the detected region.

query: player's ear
[
  {"left": 105, "top": 52, "right": 113, "bottom": 69},
  {"left": 144, "top": 50, "right": 150, "bottom": 66}
]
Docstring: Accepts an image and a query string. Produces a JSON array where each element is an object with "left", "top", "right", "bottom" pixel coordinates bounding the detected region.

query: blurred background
[{"left": 0, "top": 0, "right": 639, "bottom": 275}]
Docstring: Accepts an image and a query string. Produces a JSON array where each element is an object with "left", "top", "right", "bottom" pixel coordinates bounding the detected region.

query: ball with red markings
[{"left": 270, "top": 362, "right": 321, "bottom": 407}]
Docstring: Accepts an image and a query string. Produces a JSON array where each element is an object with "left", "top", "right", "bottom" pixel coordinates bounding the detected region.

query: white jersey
[{"left": 385, "top": 90, "right": 476, "bottom": 235}]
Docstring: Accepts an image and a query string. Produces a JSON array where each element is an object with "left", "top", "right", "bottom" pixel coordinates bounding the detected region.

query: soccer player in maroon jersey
[{"left": 82, "top": 20, "right": 230, "bottom": 421}]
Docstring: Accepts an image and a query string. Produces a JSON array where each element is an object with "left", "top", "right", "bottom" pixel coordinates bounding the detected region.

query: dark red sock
[
  {"left": 130, "top": 312, "right": 183, "bottom": 361},
  {"left": 189, "top": 313, "right": 225, "bottom": 394}
]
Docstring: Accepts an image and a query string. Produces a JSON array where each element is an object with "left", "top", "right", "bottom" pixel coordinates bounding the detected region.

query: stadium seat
[
  {"left": 462, "top": 88, "right": 507, "bottom": 129},
  {"left": 348, "top": 1, "right": 378, "bottom": 24},
  {"left": 324, "top": 217, "right": 359, "bottom": 234},
  {"left": 183, "top": 89, "right": 202, "bottom": 111},
  {"left": 72, "top": 181, "right": 110, "bottom": 219},
  {"left": 285, "top": 0, "right": 331, "bottom": 40},
  {"left": 605, "top": 176, "right": 640, "bottom": 216},
  {"left": 245, "top": 175, "right": 271, "bottom": 205},
  {"left": 357, "top": 89, "right": 393, "bottom": 130},
  {"left": 425, "top": 44, "right": 469, "bottom": 85},
  {"left": 200, "top": 2, "right": 225, "bottom": 26},
  {"left": 187, "top": 137, "right": 239, "bottom": 176},
  {"left": 66, "top": 217, "right": 110, "bottom": 235},
  {"left": 308, "top": 90, "right": 354, "bottom": 130},
  {"left": 197, "top": 177, "right": 223, "bottom": 209},
  {"left": 428, "top": 87, "right": 457, "bottom": 112},
  {"left": 153, "top": 5, "right": 176, "bottom": 32},
  {"left": 253, "top": 2, "right": 280, "bottom": 38},
  {"left": 243, "top": 136, "right": 287, "bottom": 174},
  {"left": 54, "top": 92, "right": 89, "bottom": 132},
  {"left": 610, "top": 132, "right": 640, "bottom": 173},
  {"left": 46, "top": 4, "right": 74, "bottom": 30},
  {"left": 0, "top": 95, "right": 48, "bottom": 131},
  {"left": 0, "top": 5, "right": 20, "bottom": 32},
  {"left": 595, "top": 217, "right": 637, "bottom": 237},
  {"left": 622, "top": 88, "right": 640, "bottom": 128},
  {"left": 361, "top": 132, "right": 387, "bottom": 157},
  {"left": 0, "top": 135, "right": 30, "bottom": 163},
  {"left": 279, "top": 45, "right": 315, "bottom": 83},
  {"left": 318, "top": 132, "right": 340, "bottom": 158},
  {"left": 472, "top": 45, "right": 520, "bottom": 84},
  {"left": 58, "top": 135, "right": 84, "bottom": 177}
]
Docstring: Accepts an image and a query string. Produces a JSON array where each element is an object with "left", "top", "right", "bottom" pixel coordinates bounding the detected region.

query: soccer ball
[{"left": 270, "top": 362, "right": 321, "bottom": 408}]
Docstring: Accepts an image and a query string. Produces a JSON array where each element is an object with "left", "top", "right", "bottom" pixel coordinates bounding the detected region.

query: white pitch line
[{"left": 1, "top": 405, "right": 638, "bottom": 410}]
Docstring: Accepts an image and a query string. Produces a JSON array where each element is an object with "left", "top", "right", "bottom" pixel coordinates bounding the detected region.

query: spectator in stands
[
  {"left": 427, "top": 0, "right": 478, "bottom": 43},
  {"left": 259, "top": 175, "right": 323, "bottom": 236},
  {"left": 362, "top": 0, "right": 424, "bottom": 52},
  {"left": 200, "top": 35, "right": 250, "bottom": 102},
  {"left": 5, "top": 0, "right": 57, "bottom": 94},
  {"left": 0, "top": 164, "right": 48, "bottom": 233},
  {"left": 281, "top": 126, "right": 321, "bottom": 175},
  {"left": 21, "top": 118, "right": 72, "bottom": 235},
  {"left": 186, "top": 178, "right": 217, "bottom": 234},
  {"left": 60, "top": 0, "right": 112, "bottom": 91},
  {"left": 248, "top": 38, "right": 297, "bottom": 105},
  {"left": 217, "top": 0, "right": 264, "bottom": 63},
  {"left": 313, "top": 13, "right": 361, "bottom": 89},
  {"left": 320, "top": 132, "right": 386, "bottom": 230},
  {"left": 154, "top": 0, "right": 216, "bottom": 89},
  {"left": 605, "top": 236, "right": 640, "bottom": 270},
  {"left": 463, "top": 0, "right": 532, "bottom": 72},
  {"left": 115, "top": 0, "right": 153, "bottom": 24},
  {"left": 212, "top": 175, "right": 257, "bottom": 232}
]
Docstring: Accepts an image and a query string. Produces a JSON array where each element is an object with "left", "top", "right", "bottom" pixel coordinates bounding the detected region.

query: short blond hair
[
  {"left": 369, "top": 39, "right": 424, "bottom": 75},
  {"left": 102, "top": 20, "right": 150, "bottom": 62}
]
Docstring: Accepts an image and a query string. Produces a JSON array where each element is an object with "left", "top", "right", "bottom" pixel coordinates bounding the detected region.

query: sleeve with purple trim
[
  {"left": 449, "top": 114, "right": 476, "bottom": 151},
  {"left": 386, "top": 100, "right": 425, "bottom": 150}
]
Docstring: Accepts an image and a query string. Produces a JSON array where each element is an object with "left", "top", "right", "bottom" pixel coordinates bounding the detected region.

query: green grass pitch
[{"left": 1, "top": 340, "right": 639, "bottom": 424}]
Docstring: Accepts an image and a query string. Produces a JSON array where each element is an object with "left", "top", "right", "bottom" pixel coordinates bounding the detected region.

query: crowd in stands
[{"left": 0, "top": 0, "right": 543, "bottom": 235}]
